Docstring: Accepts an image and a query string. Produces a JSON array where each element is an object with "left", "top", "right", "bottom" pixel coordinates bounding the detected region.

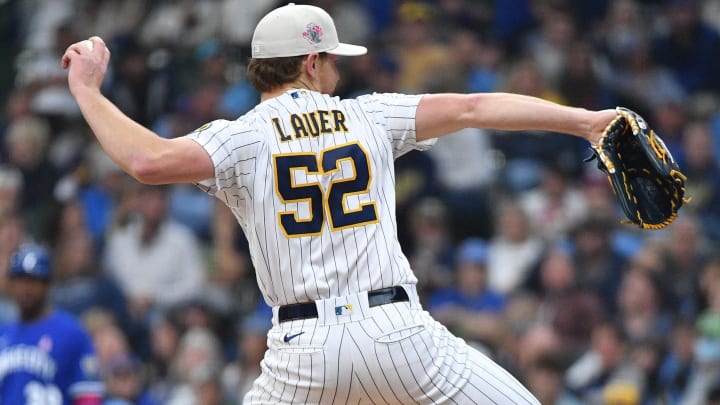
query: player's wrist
[
  {"left": 587, "top": 109, "right": 617, "bottom": 146},
  {"left": 70, "top": 81, "right": 100, "bottom": 95},
  {"left": 70, "top": 83, "right": 104, "bottom": 105}
]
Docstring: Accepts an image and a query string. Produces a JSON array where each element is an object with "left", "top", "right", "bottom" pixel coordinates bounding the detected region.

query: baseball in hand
[{"left": 83, "top": 40, "right": 94, "bottom": 51}]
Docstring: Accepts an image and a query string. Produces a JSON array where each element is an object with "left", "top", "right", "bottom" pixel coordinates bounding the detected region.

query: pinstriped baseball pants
[{"left": 244, "top": 285, "right": 539, "bottom": 404}]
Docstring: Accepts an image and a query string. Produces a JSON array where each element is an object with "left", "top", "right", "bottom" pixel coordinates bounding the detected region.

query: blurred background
[{"left": 0, "top": 0, "right": 719, "bottom": 404}]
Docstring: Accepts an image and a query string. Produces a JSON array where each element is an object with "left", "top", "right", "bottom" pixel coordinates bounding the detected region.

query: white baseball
[{"left": 83, "top": 40, "right": 94, "bottom": 51}]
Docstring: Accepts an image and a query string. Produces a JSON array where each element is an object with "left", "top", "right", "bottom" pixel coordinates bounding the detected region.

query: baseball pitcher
[{"left": 62, "top": 3, "right": 636, "bottom": 404}]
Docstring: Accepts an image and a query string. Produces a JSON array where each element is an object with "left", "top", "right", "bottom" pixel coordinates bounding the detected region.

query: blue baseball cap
[
  {"left": 9, "top": 244, "right": 52, "bottom": 280},
  {"left": 456, "top": 238, "right": 488, "bottom": 265}
]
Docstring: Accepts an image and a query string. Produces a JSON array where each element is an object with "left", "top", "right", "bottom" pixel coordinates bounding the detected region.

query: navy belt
[{"left": 278, "top": 286, "right": 409, "bottom": 323}]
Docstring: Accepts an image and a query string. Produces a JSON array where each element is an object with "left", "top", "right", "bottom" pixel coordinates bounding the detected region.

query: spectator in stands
[
  {"left": 523, "top": 2, "right": 576, "bottom": 87},
  {"left": 218, "top": 0, "right": 276, "bottom": 45},
  {"left": 0, "top": 212, "right": 27, "bottom": 269},
  {"left": 389, "top": 1, "right": 455, "bottom": 92},
  {"left": 138, "top": 0, "right": 221, "bottom": 49},
  {"left": 558, "top": 41, "right": 613, "bottom": 111},
  {"left": 510, "top": 323, "right": 562, "bottom": 377},
  {"left": 487, "top": 202, "right": 544, "bottom": 294},
  {"left": 394, "top": 147, "right": 439, "bottom": 248},
  {"left": 616, "top": 267, "right": 672, "bottom": 344},
  {"left": 102, "top": 353, "right": 159, "bottom": 405},
  {"left": 680, "top": 121, "right": 720, "bottom": 241},
  {"left": 525, "top": 352, "right": 581, "bottom": 405},
  {"left": 680, "top": 312, "right": 720, "bottom": 404},
  {"left": 657, "top": 319, "right": 697, "bottom": 403},
  {"left": 74, "top": 145, "right": 131, "bottom": 250},
  {"left": 601, "top": 381, "right": 640, "bottom": 405},
  {"left": 106, "top": 38, "right": 172, "bottom": 128},
  {"left": 565, "top": 321, "right": 642, "bottom": 404},
  {"left": 73, "top": 0, "right": 146, "bottom": 44},
  {"left": 86, "top": 312, "right": 132, "bottom": 371},
  {"left": 626, "top": 337, "right": 665, "bottom": 403},
  {"left": 607, "top": 37, "right": 686, "bottom": 120},
  {"left": 519, "top": 163, "right": 589, "bottom": 240},
  {"left": 0, "top": 214, "right": 22, "bottom": 326},
  {"left": 648, "top": 97, "right": 689, "bottom": 163},
  {"left": 50, "top": 227, "right": 131, "bottom": 332},
  {"left": 3, "top": 115, "right": 58, "bottom": 237},
  {"left": 164, "top": 327, "right": 227, "bottom": 405},
  {"left": 532, "top": 243, "right": 606, "bottom": 352},
  {"left": 434, "top": 0, "right": 492, "bottom": 35},
  {"left": 1, "top": 88, "right": 33, "bottom": 139},
  {"left": 104, "top": 184, "right": 206, "bottom": 322},
  {"left": 15, "top": 21, "right": 81, "bottom": 120},
  {"left": 570, "top": 216, "right": 625, "bottom": 312},
  {"left": 222, "top": 305, "right": 272, "bottom": 403},
  {"left": 595, "top": 0, "right": 647, "bottom": 70},
  {"left": 700, "top": 255, "right": 720, "bottom": 310},
  {"left": 146, "top": 311, "right": 182, "bottom": 401},
  {"left": 168, "top": 183, "right": 214, "bottom": 242},
  {"left": 652, "top": 0, "right": 720, "bottom": 94},
  {"left": 429, "top": 238, "right": 507, "bottom": 350},
  {"left": 661, "top": 215, "right": 709, "bottom": 316},
  {"left": 405, "top": 197, "right": 456, "bottom": 302},
  {"left": 202, "top": 201, "right": 261, "bottom": 321},
  {"left": 465, "top": 37, "right": 504, "bottom": 94},
  {"left": 0, "top": 165, "right": 22, "bottom": 219}
]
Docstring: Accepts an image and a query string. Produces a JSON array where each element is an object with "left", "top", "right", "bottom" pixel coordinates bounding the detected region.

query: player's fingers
[
  {"left": 63, "top": 41, "right": 92, "bottom": 62},
  {"left": 89, "top": 36, "right": 105, "bottom": 46},
  {"left": 87, "top": 36, "right": 107, "bottom": 54},
  {"left": 102, "top": 46, "right": 111, "bottom": 66},
  {"left": 61, "top": 36, "right": 108, "bottom": 69},
  {"left": 61, "top": 42, "right": 89, "bottom": 69},
  {"left": 61, "top": 49, "right": 79, "bottom": 69},
  {"left": 67, "top": 37, "right": 104, "bottom": 56}
]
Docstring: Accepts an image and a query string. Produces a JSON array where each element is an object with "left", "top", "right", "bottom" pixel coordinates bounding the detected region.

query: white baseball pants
[{"left": 243, "top": 285, "right": 540, "bottom": 404}]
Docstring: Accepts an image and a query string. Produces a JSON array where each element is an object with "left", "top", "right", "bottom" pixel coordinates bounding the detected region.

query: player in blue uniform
[{"left": 0, "top": 244, "right": 103, "bottom": 405}]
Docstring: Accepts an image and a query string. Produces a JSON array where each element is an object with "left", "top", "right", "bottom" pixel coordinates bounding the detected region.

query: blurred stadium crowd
[{"left": 1, "top": 0, "right": 720, "bottom": 404}]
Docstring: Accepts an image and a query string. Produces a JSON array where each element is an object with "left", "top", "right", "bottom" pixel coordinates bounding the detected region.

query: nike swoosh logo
[{"left": 283, "top": 331, "right": 305, "bottom": 343}]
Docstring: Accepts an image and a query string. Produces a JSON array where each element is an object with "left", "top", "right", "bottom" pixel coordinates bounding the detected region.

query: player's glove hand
[{"left": 586, "top": 107, "right": 690, "bottom": 229}]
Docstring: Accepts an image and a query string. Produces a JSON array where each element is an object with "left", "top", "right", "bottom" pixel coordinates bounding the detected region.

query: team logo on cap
[{"left": 302, "top": 23, "right": 324, "bottom": 44}]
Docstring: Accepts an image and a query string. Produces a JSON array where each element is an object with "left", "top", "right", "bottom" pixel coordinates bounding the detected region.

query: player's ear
[{"left": 305, "top": 52, "right": 320, "bottom": 78}]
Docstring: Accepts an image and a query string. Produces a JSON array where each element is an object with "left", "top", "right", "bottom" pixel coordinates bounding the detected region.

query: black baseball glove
[{"left": 587, "top": 107, "right": 690, "bottom": 229}]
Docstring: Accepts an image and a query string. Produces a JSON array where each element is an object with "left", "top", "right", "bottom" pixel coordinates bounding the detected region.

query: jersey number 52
[{"left": 273, "top": 142, "right": 379, "bottom": 237}]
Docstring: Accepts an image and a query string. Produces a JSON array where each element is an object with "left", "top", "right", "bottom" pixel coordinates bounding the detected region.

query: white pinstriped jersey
[
  {"left": 188, "top": 90, "right": 434, "bottom": 307},
  {"left": 189, "top": 90, "right": 541, "bottom": 405}
]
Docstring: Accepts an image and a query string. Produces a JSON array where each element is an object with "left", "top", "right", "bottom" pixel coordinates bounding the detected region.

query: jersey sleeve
[
  {"left": 354, "top": 93, "right": 436, "bottom": 159},
  {"left": 67, "top": 328, "right": 103, "bottom": 404},
  {"left": 184, "top": 119, "right": 258, "bottom": 207}
]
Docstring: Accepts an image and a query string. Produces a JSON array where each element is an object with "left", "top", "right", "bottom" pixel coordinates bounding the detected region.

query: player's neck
[
  {"left": 20, "top": 304, "right": 50, "bottom": 323},
  {"left": 261, "top": 78, "right": 320, "bottom": 101}
]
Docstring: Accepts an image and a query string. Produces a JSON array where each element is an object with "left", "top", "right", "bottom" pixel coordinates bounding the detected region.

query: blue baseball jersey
[{"left": 0, "top": 310, "right": 103, "bottom": 405}]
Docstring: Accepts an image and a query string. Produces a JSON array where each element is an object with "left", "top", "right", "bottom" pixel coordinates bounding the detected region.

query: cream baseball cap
[{"left": 251, "top": 3, "right": 367, "bottom": 59}]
